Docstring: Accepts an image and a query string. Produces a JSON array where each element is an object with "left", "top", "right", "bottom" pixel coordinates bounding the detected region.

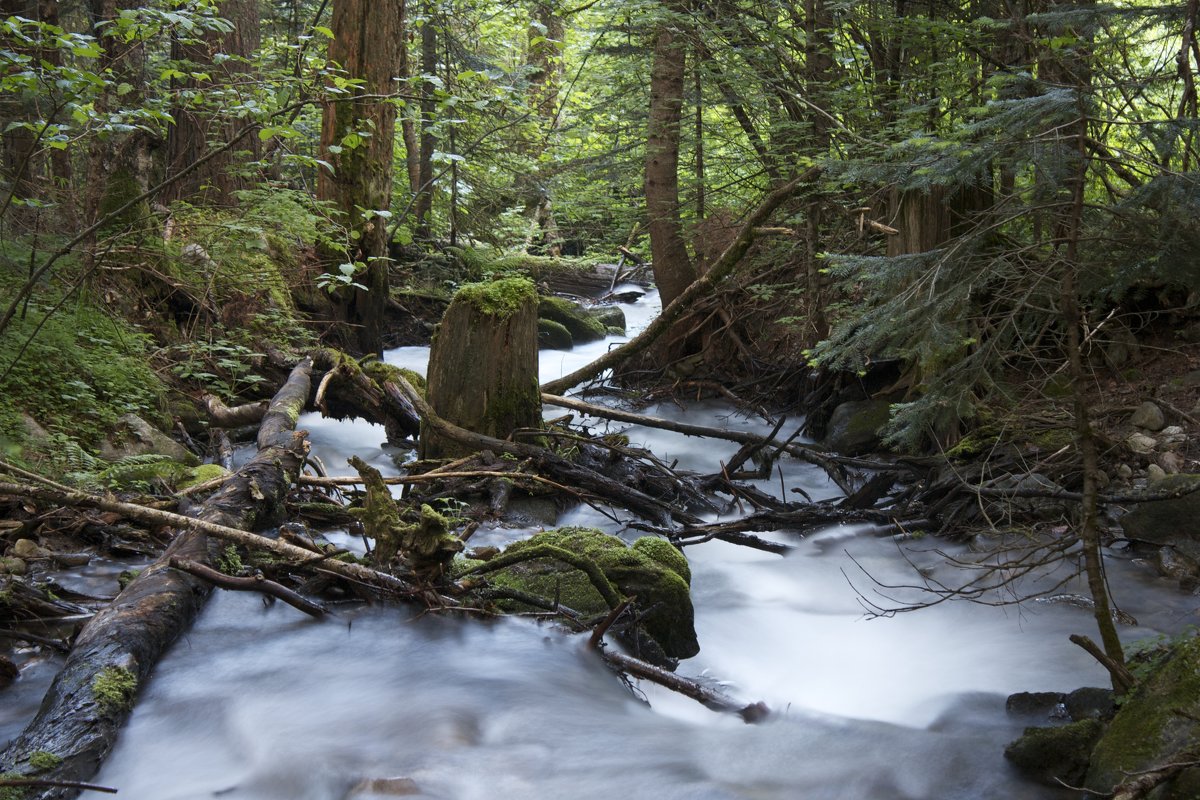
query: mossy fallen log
[{"left": 0, "top": 358, "right": 313, "bottom": 800}]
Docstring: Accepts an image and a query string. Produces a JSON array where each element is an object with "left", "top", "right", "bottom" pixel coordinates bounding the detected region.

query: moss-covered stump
[
  {"left": 465, "top": 528, "right": 699, "bottom": 658},
  {"left": 1085, "top": 635, "right": 1200, "bottom": 797},
  {"left": 1004, "top": 719, "right": 1105, "bottom": 787},
  {"left": 422, "top": 278, "right": 541, "bottom": 459}
]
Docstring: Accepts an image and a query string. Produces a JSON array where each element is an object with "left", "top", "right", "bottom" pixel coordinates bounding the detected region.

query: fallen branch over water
[
  {"left": 600, "top": 649, "right": 769, "bottom": 723},
  {"left": 167, "top": 557, "right": 327, "bottom": 618}
]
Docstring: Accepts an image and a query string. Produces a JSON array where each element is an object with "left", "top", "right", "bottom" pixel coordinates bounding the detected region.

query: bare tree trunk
[
  {"left": 318, "top": 0, "right": 403, "bottom": 356},
  {"left": 645, "top": 11, "right": 695, "bottom": 308},
  {"left": 160, "top": 0, "right": 262, "bottom": 206}
]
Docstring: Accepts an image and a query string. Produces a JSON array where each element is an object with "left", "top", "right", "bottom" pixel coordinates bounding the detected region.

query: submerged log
[
  {"left": 0, "top": 358, "right": 313, "bottom": 799},
  {"left": 422, "top": 277, "right": 542, "bottom": 459}
]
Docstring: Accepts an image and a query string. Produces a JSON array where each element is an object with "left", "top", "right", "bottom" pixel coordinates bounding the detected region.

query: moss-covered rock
[
  {"left": 474, "top": 527, "right": 698, "bottom": 658},
  {"left": 1005, "top": 719, "right": 1104, "bottom": 786},
  {"left": 537, "top": 296, "right": 607, "bottom": 344},
  {"left": 538, "top": 318, "right": 574, "bottom": 350},
  {"left": 822, "top": 399, "right": 892, "bottom": 455},
  {"left": 1086, "top": 634, "right": 1200, "bottom": 796},
  {"left": 100, "top": 414, "right": 199, "bottom": 466}
]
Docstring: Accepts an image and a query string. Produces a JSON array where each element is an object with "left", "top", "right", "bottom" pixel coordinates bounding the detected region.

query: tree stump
[{"left": 422, "top": 277, "right": 541, "bottom": 458}]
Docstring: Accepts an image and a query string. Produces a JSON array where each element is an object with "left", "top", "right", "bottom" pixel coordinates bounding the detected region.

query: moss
[
  {"left": 538, "top": 296, "right": 607, "bottom": 343},
  {"left": 217, "top": 544, "right": 244, "bottom": 574},
  {"left": 1005, "top": 719, "right": 1104, "bottom": 786},
  {"left": 538, "top": 318, "right": 573, "bottom": 350},
  {"left": 178, "top": 463, "right": 231, "bottom": 489},
  {"left": 453, "top": 277, "right": 537, "bottom": 319},
  {"left": 27, "top": 751, "right": 62, "bottom": 773},
  {"left": 0, "top": 772, "right": 25, "bottom": 800},
  {"left": 477, "top": 527, "right": 698, "bottom": 658},
  {"left": 361, "top": 360, "right": 427, "bottom": 396},
  {"left": 632, "top": 537, "right": 691, "bottom": 584},
  {"left": 91, "top": 666, "right": 137, "bottom": 714},
  {"left": 1087, "top": 634, "right": 1200, "bottom": 794},
  {"left": 117, "top": 569, "right": 140, "bottom": 590}
]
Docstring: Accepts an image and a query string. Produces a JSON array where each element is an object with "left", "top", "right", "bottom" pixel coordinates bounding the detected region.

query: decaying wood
[
  {"left": 311, "top": 350, "right": 421, "bottom": 444},
  {"left": 540, "top": 166, "right": 823, "bottom": 396},
  {"left": 167, "top": 557, "right": 327, "bottom": 618},
  {"left": 0, "top": 357, "right": 313, "bottom": 799},
  {"left": 203, "top": 394, "right": 268, "bottom": 428}
]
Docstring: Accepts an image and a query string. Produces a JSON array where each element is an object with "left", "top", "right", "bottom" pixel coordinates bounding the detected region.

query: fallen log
[{"left": 0, "top": 357, "right": 313, "bottom": 799}]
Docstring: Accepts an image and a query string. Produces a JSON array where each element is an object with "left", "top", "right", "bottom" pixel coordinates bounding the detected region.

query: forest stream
[{"left": 3, "top": 290, "right": 1195, "bottom": 800}]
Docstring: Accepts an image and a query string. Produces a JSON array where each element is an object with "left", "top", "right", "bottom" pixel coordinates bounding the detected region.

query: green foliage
[
  {"left": 0, "top": 284, "right": 165, "bottom": 451},
  {"left": 217, "top": 545, "right": 245, "bottom": 574}
]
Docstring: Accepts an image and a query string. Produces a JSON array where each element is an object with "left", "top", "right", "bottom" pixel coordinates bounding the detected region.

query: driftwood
[
  {"left": 0, "top": 357, "right": 313, "bottom": 799},
  {"left": 540, "top": 166, "right": 822, "bottom": 396},
  {"left": 311, "top": 350, "right": 421, "bottom": 444},
  {"left": 203, "top": 394, "right": 268, "bottom": 428}
]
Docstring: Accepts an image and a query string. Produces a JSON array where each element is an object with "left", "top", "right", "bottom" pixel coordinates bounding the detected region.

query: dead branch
[
  {"left": 203, "top": 394, "right": 268, "bottom": 428},
  {"left": 167, "top": 557, "right": 327, "bottom": 618},
  {"left": 1070, "top": 634, "right": 1135, "bottom": 695},
  {"left": 599, "top": 649, "right": 769, "bottom": 723}
]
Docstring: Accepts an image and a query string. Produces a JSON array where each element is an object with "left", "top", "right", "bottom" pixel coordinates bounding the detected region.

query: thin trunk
[
  {"left": 694, "top": 59, "right": 704, "bottom": 221},
  {"left": 413, "top": 13, "right": 437, "bottom": 239},
  {"left": 318, "top": 0, "right": 403, "bottom": 356},
  {"left": 645, "top": 13, "right": 695, "bottom": 308}
]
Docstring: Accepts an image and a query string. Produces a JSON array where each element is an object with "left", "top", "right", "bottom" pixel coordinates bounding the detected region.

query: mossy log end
[
  {"left": 0, "top": 358, "right": 313, "bottom": 800},
  {"left": 422, "top": 278, "right": 542, "bottom": 458}
]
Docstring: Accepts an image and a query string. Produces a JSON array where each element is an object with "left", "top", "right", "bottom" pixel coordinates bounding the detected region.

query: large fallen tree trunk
[
  {"left": 0, "top": 358, "right": 314, "bottom": 799},
  {"left": 540, "top": 166, "right": 822, "bottom": 396}
]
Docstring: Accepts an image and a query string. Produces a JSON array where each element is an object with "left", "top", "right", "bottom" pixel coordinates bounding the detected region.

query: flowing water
[{"left": 6, "top": 290, "right": 1197, "bottom": 799}]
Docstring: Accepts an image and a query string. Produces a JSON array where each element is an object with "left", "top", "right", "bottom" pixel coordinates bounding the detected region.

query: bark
[
  {"left": 413, "top": 8, "right": 436, "bottom": 239},
  {"left": 540, "top": 166, "right": 821, "bottom": 395},
  {"left": 422, "top": 281, "right": 541, "bottom": 458},
  {"left": 318, "top": 0, "right": 403, "bottom": 356},
  {"left": 160, "top": 0, "right": 262, "bottom": 205},
  {"left": 645, "top": 12, "right": 695, "bottom": 308},
  {"left": 0, "top": 357, "right": 313, "bottom": 800}
]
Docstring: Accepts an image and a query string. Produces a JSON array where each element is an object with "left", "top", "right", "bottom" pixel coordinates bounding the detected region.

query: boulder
[
  {"left": 100, "top": 414, "right": 199, "bottom": 466},
  {"left": 537, "top": 296, "right": 607, "bottom": 344},
  {"left": 822, "top": 399, "right": 892, "bottom": 455},
  {"left": 1120, "top": 474, "right": 1200, "bottom": 559},
  {"left": 537, "top": 318, "right": 574, "bottom": 350},
  {"left": 1126, "top": 432, "right": 1157, "bottom": 454},
  {"left": 1086, "top": 635, "right": 1200, "bottom": 797},
  {"left": 1005, "top": 719, "right": 1104, "bottom": 786},
  {"left": 1063, "top": 687, "right": 1116, "bottom": 721},
  {"left": 473, "top": 527, "right": 698, "bottom": 658},
  {"left": 1130, "top": 401, "right": 1166, "bottom": 432},
  {"left": 592, "top": 305, "right": 626, "bottom": 334}
]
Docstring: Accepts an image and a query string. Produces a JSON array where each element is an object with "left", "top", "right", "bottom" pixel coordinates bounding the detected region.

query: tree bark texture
[
  {"left": 0, "top": 358, "right": 313, "bottom": 800},
  {"left": 318, "top": 0, "right": 403, "bottom": 356},
  {"left": 413, "top": 7, "right": 436, "bottom": 239},
  {"left": 421, "top": 279, "right": 542, "bottom": 458},
  {"left": 160, "top": 0, "right": 262, "bottom": 206},
  {"left": 645, "top": 15, "right": 695, "bottom": 308}
]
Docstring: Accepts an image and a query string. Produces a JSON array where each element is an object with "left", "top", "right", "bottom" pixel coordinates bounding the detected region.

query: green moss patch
[
  {"left": 92, "top": 666, "right": 137, "bottom": 714},
  {"left": 27, "top": 751, "right": 62, "bottom": 773},
  {"left": 454, "top": 278, "right": 537, "bottom": 319}
]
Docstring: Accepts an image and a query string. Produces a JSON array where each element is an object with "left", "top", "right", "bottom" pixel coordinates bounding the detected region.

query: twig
[
  {"left": 0, "top": 778, "right": 117, "bottom": 794},
  {"left": 1070, "top": 634, "right": 1135, "bottom": 694}
]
